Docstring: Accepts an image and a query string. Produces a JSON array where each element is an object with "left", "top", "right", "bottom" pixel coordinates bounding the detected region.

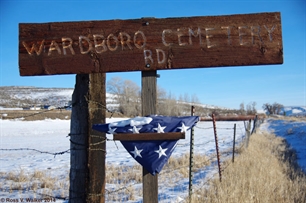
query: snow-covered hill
[
  {"left": 281, "top": 106, "right": 306, "bottom": 116},
  {"left": 0, "top": 86, "right": 73, "bottom": 108},
  {"left": 0, "top": 86, "right": 117, "bottom": 109},
  {"left": 0, "top": 86, "right": 226, "bottom": 113}
]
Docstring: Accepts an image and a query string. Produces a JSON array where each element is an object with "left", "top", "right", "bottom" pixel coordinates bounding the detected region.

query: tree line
[
  {"left": 262, "top": 102, "right": 284, "bottom": 115},
  {"left": 107, "top": 77, "right": 256, "bottom": 117}
]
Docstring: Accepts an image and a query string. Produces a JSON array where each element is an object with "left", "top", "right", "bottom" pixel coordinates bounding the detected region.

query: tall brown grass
[
  {"left": 1, "top": 169, "right": 69, "bottom": 198},
  {"left": 104, "top": 152, "right": 210, "bottom": 201},
  {"left": 187, "top": 132, "right": 306, "bottom": 203}
]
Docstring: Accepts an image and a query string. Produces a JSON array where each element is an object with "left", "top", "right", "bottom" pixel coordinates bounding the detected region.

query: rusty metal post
[
  {"left": 232, "top": 124, "right": 236, "bottom": 163},
  {"left": 212, "top": 114, "right": 222, "bottom": 182},
  {"left": 189, "top": 106, "right": 195, "bottom": 200}
]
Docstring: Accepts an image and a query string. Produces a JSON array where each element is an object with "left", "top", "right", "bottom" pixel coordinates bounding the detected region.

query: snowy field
[
  {"left": 1, "top": 117, "right": 305, "bottom": 202},
  {"left": 0, "top": 117, "right": 248, "bottom": 202},
  {"left": 262, "top": 118, "right": 306, "bottom": 173}
]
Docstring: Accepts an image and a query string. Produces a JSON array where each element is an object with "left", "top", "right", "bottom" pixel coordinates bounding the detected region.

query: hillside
[
  {"left": 0, "top": 86, "right": 237, "bottom": 117},
  {"left": 281, "top": 106, "right": 306, "bottom": 116},
  {"left": 0, "top": 86, "right": 73, "bottom": 108}
]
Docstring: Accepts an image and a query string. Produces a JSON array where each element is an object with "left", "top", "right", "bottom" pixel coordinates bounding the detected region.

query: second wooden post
[{"left": 141, "top": 70, "right": 158, "bottom": 203}]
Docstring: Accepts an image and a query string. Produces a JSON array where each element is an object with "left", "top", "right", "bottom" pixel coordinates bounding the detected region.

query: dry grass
[
  {"left": 268, "top": 115, "right": 306, "bottom": 122},
  {"left": 163, "top": 153, "right": 210, "bottom": 178},
  {"left": 1, "top": 169, "right": 69, "bottom": 198},
  {"left": 187, "top": 131, "right": 306, "bottom": 203},
  {"left": 7, "top": 131, "right": 305, "bottom": 203},
  {"left": 106, "top": 164, "right": 142, "bottom": 185},
  {"left": 104, "top": 152, "right": 211, "bottom": 201}
]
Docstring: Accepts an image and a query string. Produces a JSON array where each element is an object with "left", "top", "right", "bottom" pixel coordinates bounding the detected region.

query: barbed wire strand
[
  {"left": 0, "top": 102, "right": 262, "bottom": 202},
  {"left": 0, "top": 148, "right": 70, "bottom": 158}
]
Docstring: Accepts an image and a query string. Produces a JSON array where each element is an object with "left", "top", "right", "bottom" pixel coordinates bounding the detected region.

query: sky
[{"left": 0, "top": 0, "right": 305, "bottom": 110}]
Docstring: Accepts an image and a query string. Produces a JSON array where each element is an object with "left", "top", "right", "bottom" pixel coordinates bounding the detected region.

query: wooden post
[
  {"left": 245, "top": 119, "right": 251, "bottom": 148},
  {"left": 114, "top": 132, "right": 185, "bottom": 141},
  {"left": 69, "top": 73, "right": 106, "bottom": 203},
  {"left": 70, "top": 74, "right": 89, "bottom": 203},
  {"left": 87, "top": 73, "right": 106, "bottom": 203},
  {"left": 141, "top": 70, "right": 158, "bottom": 203},
  {"left": 251, "top": 115, "right": 258, "bottom": 134}
]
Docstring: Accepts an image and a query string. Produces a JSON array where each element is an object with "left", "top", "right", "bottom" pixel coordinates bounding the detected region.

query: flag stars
[
  {"left": 155, "top": 145, "right": 168, "bottom": 158},
  {"left": 130, "top": 146, "right": 143, "bottom": 158},
  {"left": 129, "top": 126, "right": 141, "bottom": 134},
  {"left": 153, "top": 123, "right": 166, "bottom": 133},
  {"left": 107, "top": 127, "right": 117, "bottom": 134},
  {"left": 177, "top": 123, "right": 189, "bottom": 133}
]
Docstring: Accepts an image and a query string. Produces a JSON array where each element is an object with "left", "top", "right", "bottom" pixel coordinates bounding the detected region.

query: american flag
[{"left": 92, "top": 115, "right": 199, "bottom": 175}]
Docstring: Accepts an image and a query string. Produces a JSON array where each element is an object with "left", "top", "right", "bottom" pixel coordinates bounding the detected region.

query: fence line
[
  {"left": 0, "top": 135, "right": 246, "bottom": 201},
  {"left": 0, "top": 106, "right": 262, "bottom": 202},
  {"left": 0, "top": 148, "right": 70, "bottom": 157},
  {"left": 0, "top": 101, "right": 115, "bottom": 120}
]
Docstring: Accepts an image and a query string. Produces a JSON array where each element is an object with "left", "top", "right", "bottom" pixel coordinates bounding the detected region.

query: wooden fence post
[
  {"left": 70, "top": 74, "right": 89, "bottom": 203},
  {"left": 141, "top": 70, "right": 158, "bottom": 203},
  {"left": 251, "top": 115, "right": 258, "bottom": 134},
  {"left": 69, "top": 73, "right": 106, "bottom": 203},
  {"left": 87, "top": 73, "right": 106, "bottom": 203},
  {"left": 245, "top": 119, "right": 251, "bottom": 148}
]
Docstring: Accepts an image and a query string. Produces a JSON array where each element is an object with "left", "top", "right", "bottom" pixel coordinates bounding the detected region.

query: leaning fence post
[
  {"left": 232, "top": 123, "right": 236, "bottom": 163},
  {"left": 189, "top": 106, "right": 195, "bottom": 200},
  {"left": 212, "top": 114, "right": 222, "bottom": 182},
  {"left": 251, "top": 115, "right": 258, "bottom": 135},
  {"left": 245, "top": 119, "right": 251, "bottom": 148}
]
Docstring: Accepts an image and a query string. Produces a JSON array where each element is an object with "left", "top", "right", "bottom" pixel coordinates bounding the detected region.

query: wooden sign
[{"left": 19, "top": 12, "right": 283, "bottom": 76}]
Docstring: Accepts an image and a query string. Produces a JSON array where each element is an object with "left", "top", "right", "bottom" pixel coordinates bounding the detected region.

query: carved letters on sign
[
  {"left": 19, "top": 12, "right": 283, "bottom": 76},
  {"left": 22, "top": 25, "right": 277, "bottom": 64}
]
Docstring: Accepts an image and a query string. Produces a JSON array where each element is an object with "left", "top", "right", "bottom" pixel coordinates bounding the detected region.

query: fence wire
[{"left": 0, "top": 104, "right": 260, "bottom": 202}]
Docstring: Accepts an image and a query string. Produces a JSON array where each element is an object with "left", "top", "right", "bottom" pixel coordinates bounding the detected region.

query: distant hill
[
  {"left": 280, "top": 106, "right": 306, "bottom": 116},
  {"left": 0, "top": 86, "right": 73, "bottom": 108},
  {"left": 0, "top": 86, "right": 235, "bottom": 116}
]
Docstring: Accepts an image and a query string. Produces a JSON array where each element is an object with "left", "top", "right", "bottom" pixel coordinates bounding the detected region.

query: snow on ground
[
  {"left": 261, "top": 118, "right": 306, "bottom": 173},
  {"left": 281, "top": 106, "right": 306, "bottom": 116},
  {"left": 1, "top": 117, "right": 247, "bottom": 202},
  {"left": 3, "top": 117, "right": 305, "bottom": 202}
]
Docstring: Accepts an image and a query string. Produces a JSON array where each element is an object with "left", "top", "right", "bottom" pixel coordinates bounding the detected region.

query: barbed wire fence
[{"left": 0, "top": 102, "right": 261, "bottom": 202}]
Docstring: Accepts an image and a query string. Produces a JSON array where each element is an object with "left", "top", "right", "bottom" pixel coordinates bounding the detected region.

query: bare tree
[
  {"left": 107, "top": 77, "right": 140, "bottom": 116},
  {"left": 262, "top": 102, "right": 283, "bottom": 115},
  {"left": 184, "top": 93, "right": 190, "bottom": 103},
  {"left": 246, "top": 101, "right": 257, "bottom": 115},
  {"left": 191, "top": 93, "right": 200, "bottom": 105},
  {"left": 157, "top": 86, "right": 168, "bottom": 115},
  {"left": 262, "top": 103, "right": 272, "bottom": 115},
  {"left": 273, "top": 102, "right": 284, "bottom": 115},
  {"left": 252, "top": 101, "right": 257, "bottom": 114},
  {"left": 239, "top": 102, "right": 245, "bottom": 115}
]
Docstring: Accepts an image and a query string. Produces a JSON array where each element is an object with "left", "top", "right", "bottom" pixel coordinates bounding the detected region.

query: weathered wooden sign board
[{"left": 19, "top": 12, "right": 282, "bottom": 76}]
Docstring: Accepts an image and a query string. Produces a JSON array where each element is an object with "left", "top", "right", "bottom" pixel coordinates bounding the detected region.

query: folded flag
[{"left": 92, "top": 115, "right": 199, "bottom": 175}]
